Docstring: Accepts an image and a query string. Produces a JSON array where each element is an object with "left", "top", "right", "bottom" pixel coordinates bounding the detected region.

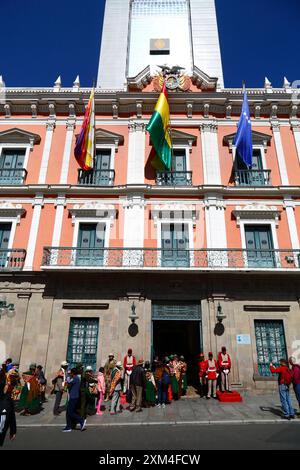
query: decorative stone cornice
[
  {"left": 191, "top": 66, "right": 218, "bottom": 91},
  {"left": 127, "top": 66, "right": 152, "bottom": 91},
  {"left": 151, "top": 203, "right": 198, "bottom": 226},
  {"left": 30, "top": 103, "right": 37, "bottom": 118},
  {"left": 4, "top": 103, "right": 11, "bottom": 118},
  {"left": 32, "top": 194, "right": 44, "bottom": 208},
  {"left": 112, "top": 100, "right": 119, "bottom": 119},
  {"left": 200, "top": 120, "right": 218, "bottom": 133},
  {"left": 66, "top": 119, "right": 76, "bottom": 131},
  {"left": 186, "top": 101, "right": 193, "bottom": 119},
  {"left": 223, "top": 130, "right": 272, "bottom": 150},
  {"left": 48, "top": 102, "right": 56, "bottom": 118},
  {"left": 0, "top": 127, "right": 41, "bottom": 148},
  {"left": 0, "top": 202, "right": 25, "bottom": 223},
  {"left": 203, "top": 196, "right": 226, "bottom": 210},
  {"left": 233, "top": 204, "right": 280, "bottom": 226},
  {"left": 70, "top": 202, "right": 116, "bottom": 225},
  {"left": 122, "top": 195, "right": 146, "bottom": 209},
  {"left": 46, "top": 120, "right": 56, "bottom": 132},
  {"left": 54, "top": 195, "right": 67, "bottom": 208},
  {"left": 128, "top": 121, "right": 146, "bottom": 133},
  {"left": 271, "top": 120, "right": 280, "bottom": 132},
  {"left": 136, "top": 100, "right": 143, "bottom": 119}
]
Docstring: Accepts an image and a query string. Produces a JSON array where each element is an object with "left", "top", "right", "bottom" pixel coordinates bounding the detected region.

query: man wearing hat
[
  {"left": 52, "top": 360, "right": 69, "bottom": 416},
  {"left": 109, "top": 361, "right": 123, "bottom": 414},
  {"left": 130, "top": 359, "right": 146, "bottom": 412},
  {"left": 270, "top": 358, "right": 295, "bottom": 420},
  {"left": 197, "top": 353, "right": 207, "bottom": 398},
  {"left": 104, "top": 354, "right": 116, "bottom": 401}
]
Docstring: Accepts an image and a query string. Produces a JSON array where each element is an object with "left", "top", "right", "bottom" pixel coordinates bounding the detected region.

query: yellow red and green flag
[{"left": 146, "top": 82, "right": 172, "bottom": 171}]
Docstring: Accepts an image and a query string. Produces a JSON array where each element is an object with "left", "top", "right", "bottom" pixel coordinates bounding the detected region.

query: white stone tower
[{"left": 97, "top": 0, "right": 224, "bottom": 89}]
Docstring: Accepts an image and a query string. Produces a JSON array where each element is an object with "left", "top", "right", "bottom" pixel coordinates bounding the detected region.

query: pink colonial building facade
[{"left": 0, "top": 0, "right": 300, "bottom": 391}]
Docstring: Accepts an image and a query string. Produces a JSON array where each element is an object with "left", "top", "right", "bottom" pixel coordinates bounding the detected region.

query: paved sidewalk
[{"left": 16, "top": 392, "right": 300, "bottom": 427}]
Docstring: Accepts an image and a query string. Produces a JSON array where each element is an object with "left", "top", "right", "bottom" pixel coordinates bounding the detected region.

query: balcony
[
  {"left": 156, "top": 171, "right": 193, "bottom": 186},
  {"left": 77, "top": 169, "right": 115, "bottom": 186},
  {"left": 0, "top": 249, "right": 26, "bottom": 271},
  {"left": 0, "top": 168, "right": 27, "bottom": 185},
  {"left": 234, "top": 169, "right": 271, "bottom": 186},
  {"left": 41, "top": 247, "right": 300, "bottom": 271}
]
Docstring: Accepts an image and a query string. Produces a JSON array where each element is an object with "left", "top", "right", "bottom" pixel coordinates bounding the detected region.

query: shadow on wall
[{"left": 145, "top": 147, "right": 157, "bottom": 181}]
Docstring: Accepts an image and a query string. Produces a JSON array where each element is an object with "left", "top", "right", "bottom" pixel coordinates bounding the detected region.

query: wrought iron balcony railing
[
  {"left": 0, "top": 249, "right": 26, "bottom": 270},
  {"left": 234, "top": 169, "right": 271, "bottom": 186},
  {"left": 77, "top": 169, "right": 115, "bottom": 186},
  {"left": 42, "top": 247, "right": 300, "bottom": 270},
  {"left": 156, "top": 171, "right": 193, "bottom": 186},
  {"left": 0, "top": 168, "right": 27, "bottom": 185}
]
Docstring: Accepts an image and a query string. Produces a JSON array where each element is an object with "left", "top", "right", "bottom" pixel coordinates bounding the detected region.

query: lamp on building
[
  {"left": 129, "top": 302, "right": 139, "bottom": 324},
  {"left": 0, "top": 296, "right": 16, "bottom": 320},
  {"left": 216, "top": 302, "right": 226, "bottom": 323}
]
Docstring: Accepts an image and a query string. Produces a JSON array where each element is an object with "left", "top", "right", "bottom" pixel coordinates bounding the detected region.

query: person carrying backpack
[{"left": 270, "top": 358, "right": 295, "bottom": 420}]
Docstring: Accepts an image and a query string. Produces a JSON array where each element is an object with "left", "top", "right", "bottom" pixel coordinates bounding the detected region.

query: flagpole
[{"left": 165, "top": 81, "right": 174, "bottom": 173}]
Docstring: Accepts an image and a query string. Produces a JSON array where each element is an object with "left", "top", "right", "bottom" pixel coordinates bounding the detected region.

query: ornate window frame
[
  {"left": 0, "top": 128, "right": 41, "bottom": 175},
  {"left": 233, "top": 204, "right": 280, "bottom": 267}
]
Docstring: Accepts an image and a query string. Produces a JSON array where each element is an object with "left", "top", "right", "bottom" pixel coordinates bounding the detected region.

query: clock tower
[{"left": 97, "top": 0, "right": 224, "bottom": 89}]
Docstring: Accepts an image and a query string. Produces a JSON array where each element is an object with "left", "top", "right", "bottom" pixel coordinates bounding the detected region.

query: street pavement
[
  {"left": 2, "top": 423, "right": 300, "bottom": 450},
  {"left": 15, "top": 391, "right": 300, "bottom": 427}
]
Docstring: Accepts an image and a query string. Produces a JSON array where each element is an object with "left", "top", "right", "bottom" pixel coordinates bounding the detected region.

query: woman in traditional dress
[
  {"left": 19, "top": 364, "right": 41, "bottom": 415},
  {"left": 5, "top": 363, "right": 21, "bottom": 402},
  {"left": 96, "top": 367, "right": 106, "bottom": 415},
  {"left": 144, "top": 361, "right": 156, "bottom": 407}
]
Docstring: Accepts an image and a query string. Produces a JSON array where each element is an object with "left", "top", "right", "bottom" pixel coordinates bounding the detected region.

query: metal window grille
[
  {"left": 254, "top": 320, "right": 287, "bottom": 377},
  {"left": 67, "top": 318, "right": 99, "bottom": 371}
]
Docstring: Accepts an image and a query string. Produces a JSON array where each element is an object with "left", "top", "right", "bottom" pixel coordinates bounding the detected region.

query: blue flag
[{"left": 234, "top": 91, "right": 253, "bottom": 168}]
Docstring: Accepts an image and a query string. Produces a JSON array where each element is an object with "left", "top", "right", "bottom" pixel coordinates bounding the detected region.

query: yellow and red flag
[{"left": 74, "top": 88, "right": 95, "bottom": 170}]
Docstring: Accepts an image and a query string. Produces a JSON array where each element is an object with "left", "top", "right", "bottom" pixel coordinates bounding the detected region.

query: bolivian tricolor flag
[
  {"left": 146, "top": 82, "right": 172, "bottom": 170},
  {"left": 74, "top": 88, "right": 95, "bottom": 170}
]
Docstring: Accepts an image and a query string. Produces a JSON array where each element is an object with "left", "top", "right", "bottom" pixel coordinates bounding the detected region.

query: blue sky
[{"left": 0, "top": 0, "right": 299, "bottom": 88}]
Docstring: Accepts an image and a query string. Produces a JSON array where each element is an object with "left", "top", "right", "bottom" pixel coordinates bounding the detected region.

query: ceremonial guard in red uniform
[
  {"left": 197, "top": 353, "right": 207, "bottom": 398},
  {"left": 218, "top": 346, "right": 232, "bottom": 392},
  {"left": 204, "top": 352, "right": 219, "bottom": 399}
]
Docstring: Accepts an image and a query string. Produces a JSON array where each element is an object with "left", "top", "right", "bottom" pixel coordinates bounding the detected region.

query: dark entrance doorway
[
  {"left": 152, "top": 320, "right": 201, "bottom": 385},
  {"left": 151, "top": 302, "right": 202, "bottom": 386}
]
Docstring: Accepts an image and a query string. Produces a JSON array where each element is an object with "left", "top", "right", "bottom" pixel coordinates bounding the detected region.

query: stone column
[
  {"left": 122, "top": 195, "right": 145, "bottom": 248},
  {"left": 24, "top": 194, "right": 44, "bottom": 270},
  {"left": 271, "top": 121, "right": 289, "bottom": 185},
  {"left": 200, "top": 121, "right": 221, "bottom": 185},
  {"left": 291, "top": 121, "right": 300, "bottom": 165},
  {"left": 60, "top": 120, "right": 76, "bottom": 184},
  {"left": 283, "top": 197, "right": 300, "bottom": 250},
  {"left": 51, "top": 194, "right": 66, "bottom": 247},
  {"left": 127, "top": 122, "right": 146, "bottom": 185},
  {"left": 38, "top": 120, "right": 55, "bottom": 184}
]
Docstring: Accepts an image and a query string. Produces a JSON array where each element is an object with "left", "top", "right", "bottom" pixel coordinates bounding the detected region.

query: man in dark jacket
[
  {"left": 0, "top": 379, "right": 16, "bottom": 447},
  {"left": 130, "top": 359, "right": 146, "bottom": 412}
]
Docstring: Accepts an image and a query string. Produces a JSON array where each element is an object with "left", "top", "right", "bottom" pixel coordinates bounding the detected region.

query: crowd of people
[{"left": 1, "top": 346, "right": 300, "bottom": 443}]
